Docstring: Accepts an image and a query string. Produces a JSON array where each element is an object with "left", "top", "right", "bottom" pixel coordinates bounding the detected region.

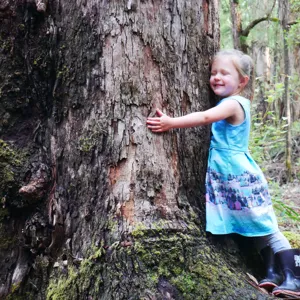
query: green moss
[
  {"left": 47, "top": 266, "right": 78, "bottom": 300},
  {"left": 77, "top": 122, "right": 107, "bottom": 153},
  {"left": 4, "top": 280, "right": 35, "bottom": 300},
  {"left": 147, "top": 272, "right": 159, "bottom": 285},
  {"left": 131, "top": 222, "right": 238, "bottom": 299},
  {"left": 45, "top": 221, "right": 252, "bottom": 299},
  {"left": 78, "top": 129, "right": 103, "bottom": 153},
  {"left": 56, "top": 65, "right": 68, "bottom": 78},
  {"left": 18, "top": 24, "right": 25, "bottom": 31},
  {"left": 283, "top": 231, "right": 300, "bottom": 248},
  {"left": 0, "top": 229, "right": 17, "bottom": 250},
  {"left": 106, "top": 219, "right": 118, "bottom": 231},
  {"left": 0, "top": 206, "right": 9, "bottom": 222},
  {"left": 0, "top": 139, "right": 24, "bottom": 197},
  {"left": 46, "top": 246, "right": 105, "bottom": 300},
  {"left": 78, "top": 136, "right": 95, "bottom": 152},
  {"left": 6, "top": 292, "right": 34, "bottom": 300},
  {"left": 131, "top": 222, "right": 147, "bottom": 238},
  {"left": 11, "top": 282, "right": 21, "bottom": 293}
]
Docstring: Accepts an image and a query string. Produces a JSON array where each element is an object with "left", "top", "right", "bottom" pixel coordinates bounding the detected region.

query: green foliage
[
  {"left": 291, "top": 0, "right": 300, "bottom": 12},
  {"left": 220, "top": 0, "right": 233, "bottom": 49},
  {"left": 264, "top": 82, "right": 285, "bottom": 104},
  {"left": 269, "top": 181, "right": 300, "bottom": 222},
  {"left": 220, "top": 0, "right": 280, "bottom": 51},
  {"left": 282, "top": 231, "right": 300, "bottom": 248},
  {"left": 250, "top": 76, "right": 300, "bottom": 166},
  {"left": 286, "top": 23, "right": 300, "bottom": 47},
  {"left": 250, "top": 81, "right": 286, "bottom": 166},
  {"left": 220, "top": 0, "right": 300, "bottom": 52},
  {"left": 249, "top": 77, "right": 300, "bottom": 221},
  {"left": 250, "top": 112, "right": 286, "bottom": 165},
  {"left": 286, "top": 0, "right": 300, "bottom": 47}
]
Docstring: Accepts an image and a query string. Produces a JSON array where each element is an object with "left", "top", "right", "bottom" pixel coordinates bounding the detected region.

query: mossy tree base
[{"left": 45, "top": 226, "right": 270, "bottom": 300}]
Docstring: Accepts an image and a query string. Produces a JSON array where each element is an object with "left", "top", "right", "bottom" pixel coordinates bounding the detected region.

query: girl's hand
[{"left": 147, "top": 108, "right": 174, "bottom": 132}]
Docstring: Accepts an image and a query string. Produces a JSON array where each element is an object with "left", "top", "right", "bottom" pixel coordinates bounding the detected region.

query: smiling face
[{"left": 210, "top": 55, "right": 244, "bottom": 98}]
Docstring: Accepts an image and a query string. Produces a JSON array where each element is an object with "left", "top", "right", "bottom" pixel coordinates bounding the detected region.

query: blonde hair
[{"left": 213, "top": 49, "right": 255, "bottom": 100}]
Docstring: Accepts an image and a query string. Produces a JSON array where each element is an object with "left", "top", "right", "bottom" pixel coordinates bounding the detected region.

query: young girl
[{"left": 146, "top": 49, "right": 300, "bottom": 298}]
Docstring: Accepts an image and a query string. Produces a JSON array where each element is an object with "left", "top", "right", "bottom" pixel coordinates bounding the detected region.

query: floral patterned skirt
[{"left": 205, "top": 148, "right": 278, "bottom": 237}]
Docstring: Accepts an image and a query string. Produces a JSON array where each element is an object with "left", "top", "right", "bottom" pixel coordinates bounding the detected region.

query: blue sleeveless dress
[{"left": 205, "top": 95, "right": 279, "bottom": 237}]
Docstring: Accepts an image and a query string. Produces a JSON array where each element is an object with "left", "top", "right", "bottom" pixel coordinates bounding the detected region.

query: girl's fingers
[
  {"left": 156, "top": 108, "right": 164, "bottom": 117},
  {"left": 146, "top": 118, "right": 158, "bottom": 122},
  {"left": 147, "top": 124, "right": 164, "bottom": 132},
  {"left": 149, "top": 128, "right": 162, "bottom": 133},
  {"left": 147, "top": 124, "right": 161, "bottom": 129},
  {"left": 146, "top": 118, "right": 161, "bottom": 124}
]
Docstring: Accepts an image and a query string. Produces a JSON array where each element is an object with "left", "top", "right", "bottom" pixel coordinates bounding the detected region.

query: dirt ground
[
  {"left": 281, "top": 181, "right": 300, "bottom": 214},
  {"left": 277, "top": 180, "right": 300, "bottom": 233},
  {"left": 266, "top": 163, "right": 300, "bottom": 248}
]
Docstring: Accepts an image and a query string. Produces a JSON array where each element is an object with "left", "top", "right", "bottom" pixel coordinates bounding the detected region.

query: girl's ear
[{"left": 239, "top": 76, "right": 249, "bottom": 89}]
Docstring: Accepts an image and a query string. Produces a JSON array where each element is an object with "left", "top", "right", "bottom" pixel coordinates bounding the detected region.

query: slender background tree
[
  {"left": 0, "top": 1, "right": 275, "bottom": 299},
  {"left": 279, "top": 0, "right": 292, "bottom": 181}
]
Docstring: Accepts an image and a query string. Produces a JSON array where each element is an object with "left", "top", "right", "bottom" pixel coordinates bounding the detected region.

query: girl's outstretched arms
[{"left": 146, "top": 99, "right": 244, "bottom": 132}]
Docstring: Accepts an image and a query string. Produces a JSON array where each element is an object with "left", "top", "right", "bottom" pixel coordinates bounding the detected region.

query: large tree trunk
[{"left": 1, "top": 1, "right": 271, "bottom": 299}]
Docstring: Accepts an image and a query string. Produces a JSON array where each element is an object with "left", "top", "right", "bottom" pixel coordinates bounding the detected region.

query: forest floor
[
  {"left": 266, "top": 163, "right": 300, "bottom": 248},
  {"left": 277, "top": 180, "right": 300, "bottom": 244}
]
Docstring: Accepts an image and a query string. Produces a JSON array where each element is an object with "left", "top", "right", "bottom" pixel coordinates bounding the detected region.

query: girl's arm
[{"left": 147, "top": 99, "right": 243, "bottom": 132}]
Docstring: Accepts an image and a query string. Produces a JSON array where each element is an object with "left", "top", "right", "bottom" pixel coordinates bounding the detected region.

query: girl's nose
[{"left": 214, "top": 74, "right": 220, "bottom": 81}]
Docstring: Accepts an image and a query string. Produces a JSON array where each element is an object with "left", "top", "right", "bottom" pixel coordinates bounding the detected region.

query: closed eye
[{"left": 221, "top": 70, "right": 230, "bottom": 75}]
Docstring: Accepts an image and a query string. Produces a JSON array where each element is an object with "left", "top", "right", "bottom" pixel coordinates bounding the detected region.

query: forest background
[{"left": 221, "top": 0, "right": 300, "bottom": 245}]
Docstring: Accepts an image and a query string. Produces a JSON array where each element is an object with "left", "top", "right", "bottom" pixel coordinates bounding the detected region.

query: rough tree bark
[
  {"left": 0, "top": 1, "right": 272, "bottom": 299},
  {"left": 229, "top": 0, "right": 242, "bottom": 50}
]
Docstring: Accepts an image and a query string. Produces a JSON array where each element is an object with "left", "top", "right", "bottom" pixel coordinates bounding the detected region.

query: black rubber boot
[
  {"left": 272, "top": 249, "right": 300, "bottom": 298},
  {"left": 258, "top": 246, "right": 283, "bottom": 291}
]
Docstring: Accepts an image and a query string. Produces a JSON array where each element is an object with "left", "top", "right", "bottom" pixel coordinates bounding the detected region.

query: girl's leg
[
  {"left": 255, "top": 231, "right": 291, "bottom": 254},
  {"left": 254, "top": 231, "right": 291, "bottom": 290}
]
